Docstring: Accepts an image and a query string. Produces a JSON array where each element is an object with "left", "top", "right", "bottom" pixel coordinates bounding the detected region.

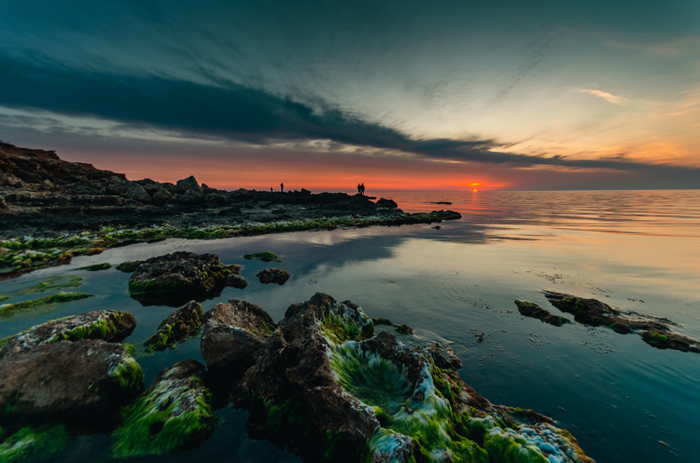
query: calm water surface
[{"left": 1, "top": 190, "right": 698, "bottom": 463}]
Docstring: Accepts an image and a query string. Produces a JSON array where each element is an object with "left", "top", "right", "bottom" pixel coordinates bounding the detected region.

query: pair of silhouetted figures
[{"left": 357, "top": 183, "right": 365, "bottom": 195}]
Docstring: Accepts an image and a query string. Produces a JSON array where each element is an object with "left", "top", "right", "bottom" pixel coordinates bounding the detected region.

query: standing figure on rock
[
  {"left": 280, "top": 183, "right": 284, "bottom": 193},
  {"left": 361, "top": 183, "right": 365, "bottom": 195}
]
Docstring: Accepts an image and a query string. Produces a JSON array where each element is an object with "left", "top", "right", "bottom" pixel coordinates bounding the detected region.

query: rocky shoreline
[
  {"left": 0, "top": 252, "right": 595, "bottom": 462},
  {"left": 0, "top": 142, "right": 460, "bottom": 277}
]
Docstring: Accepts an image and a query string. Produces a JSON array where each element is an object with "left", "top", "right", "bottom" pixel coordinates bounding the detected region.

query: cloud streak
[
  {"left": 0, "top": 53, "right": 698, "bottom": 186},
  {"left": 574, "top": 89, "right": 629, "bottom": 105}
]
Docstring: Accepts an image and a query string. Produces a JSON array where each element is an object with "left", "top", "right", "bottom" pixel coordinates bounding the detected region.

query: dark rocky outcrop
[
  {"left": 110, "top": 359, "right": 217, "bottom": 458},
  {"left": 224, "top": 293, "right": 592, "bottom": 463},
  {"left": 0, "top": 143, "right": 460, "bottom": 254},
  {"left": 143, "top": 301, "right": 203, "bottom": 352},
  {"left": 200, "top": 299, "right": 276, "bottom": 384},
  {"left": 544, "top": 291, "right": 699, "bottom": 353},
  {"left": 255, "top": 268, "right": 290, "bottom": 285},
  {"left": 514, "top": 300, "right": 571, "bottom": 327},
  {"left": 376, "top": 198, "right": 398, "bottom": 208},
  {"left": 0, "top": 310, "right": 136, "bottom": 358},
  {"left": 0, "top": 339, "right": 143, "bottom": 423},
  {"left": 128, "top": 251, "right": 242, "bottom": 306}
]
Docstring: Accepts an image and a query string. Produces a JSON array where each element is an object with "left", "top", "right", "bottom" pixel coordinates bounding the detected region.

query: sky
[{"left": 0, "top": 0, "right": 699, "bottom": 191}]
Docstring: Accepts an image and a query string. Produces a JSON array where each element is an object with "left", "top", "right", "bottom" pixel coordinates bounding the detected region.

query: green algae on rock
[
  {"left": 143, "top": 301, "right": 203, "bottom": 352},
  {"left": 19, "top": 275, "right": 82, "bottom": 296},
  {"left": 128, "top": 251, "right": 243, "bottom": 307},
  {"left": 1, "top": 210, "right": 461, "bottom": 277},
  {"left": 111, "top": 359, "right": 217, "bottom": 458},
  {"left": 0, "top": 292, "right": 93, "bottom": 320},
  {"left": 544, "top": 291, "right": 700, "bottom": 354},
  {"left": 243, "top": 251, "right": 280, "bottom": 262},
  {"left": 0, "top": 310, "right": 136, "bottom": 358},
  {"left": 115, "top": 260, "right": 143, "bottom": 273},
  {"left": 75, "top": 263, "right": 111, "bottom": 272},
  {"left": 229, "top": 293, "right": 594, "bottom": 463},
  {"left": 514, "top": 300, "right": 571, "bottom": 327},
  {"left": 0, "top": 424, "right": 70, "bottom": 463}
]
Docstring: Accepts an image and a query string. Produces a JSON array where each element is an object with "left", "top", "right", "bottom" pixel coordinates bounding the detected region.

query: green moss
[
  {"left": 0, "top": 295, "right": 8, "bottom": 303},
  {"left": 483, "top": 429, "right": 548, "bottom": 463},
  {"left": 115, "top": 261, "right": 142, "bottom": 273},
  {"left": 111, "top": 376, "right": 217, "bottom": 458},
  {"left": 321, "top": 310, "right": 374, "bottom": 344},
  {"left": 647, "top": 331, "right": 669, "bottom": 344},
  {"left": 393, "top": 323, "right": 413, "bottom": 335},
  {"left": 144, "top": 324, "right": 174, "bottom": 352},
  {"left": 128, "top": 279, "right": 182, "bottom": 296},
  {"left": 243, "top": 251, "right": 279, "bottom": 262},
  {"left": 76, "top": 263, "right": 111, "bottom": 271},
  {"left": 0, "top": 424, "right": 70, "bottom": 463},
  {"left": 108, "top": 356, "right": 144, "bottom": 392},
  {"left": 51, "top": 315, "right": 119, "bottom": 343},
  {"left": 19, "top": 276, "right": 82, "bottom": 296},
  {"left": 0, "top": 292, "right": 93, "bottom": 319}
]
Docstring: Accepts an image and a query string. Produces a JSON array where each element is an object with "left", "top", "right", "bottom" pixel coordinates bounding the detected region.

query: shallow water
[{"left": 1, "top": 189, "right": 699, "bottom": 463}]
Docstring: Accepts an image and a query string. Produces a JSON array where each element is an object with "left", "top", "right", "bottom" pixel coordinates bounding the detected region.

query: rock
[
  {"left": 376, "top": 198, "right": 398, "bottom": 208},
  {"left": 76, "top": 263, "right": 111, "bottom": 271},
  {"left": 110, "top": 359, "right": 217, "bottom": 458},
  {"left": 230, "top": 293, "right": 594, "bottom": 463},
  {"left": 171, "top": 191, "right": 202, "bottom": 205},
  {"left": 0, "top": 339, "right": 143, "bottom": 422},
  {"left": 128, "top": 251, "right": 242, "bottom": 307},
  {"left": 0, "top": 173, "right": 24, "bottom": 187},
  {"left": 174, "top": 176, "right": 202, "bottom": 196},
  {"left": 40, "top": 179, "right": 54, "bottom": 190},
  {"left": 243, "top": 251, "right": 280, "bottom": 262},
  {"left": 0, "top": 424, "right": 70, "bottom": 462},
  {"left": 115, "top": 260, "right": 143, "bottom": 273},
  {"left": 514, "top": 300, "right": 571, "bottom": 327},
  {"left": 0, "top": 310, "right": 137, "bottom": 358},
  {"left": 255, "top": 268, "right": 290, "bottom": 285},
  {"left": 152, "top": 188, "right": 172, "bottom": 205},
  {"left": 641, "top": 330, "right": 700, "bottom": 353},
  {"left": 226, "top": 274, "right": 249, "bottom": 289},
  {"left": 544, "top": 291, "right": 699, "bottom": 354},
  {"left": 0, "top": 292, "right": 94, "bottom": 320},
  {"left": 143, "top": 301, "right": 203, "bottom": 352},
  {"left": 106, "top": 178, "right": 153, "bottom": 204},
  {"left": 200, "top": 299, "right": 276, "bottom": 383}
]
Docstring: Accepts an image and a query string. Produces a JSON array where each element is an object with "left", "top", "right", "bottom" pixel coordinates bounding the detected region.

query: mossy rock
[
  {"left": 75, "top": 263, "right": 111, "bottom": 272},
  {"left": 0, "top": 292, "right": 93, "bottom": 320},
  {"left": 143, "top": 301, "right": 203, "bottom": 352},
  {"left": 243, "top": 251, "right": 279, "bottom": 262},
  {"left": 111, "top": 359, "right": 217, "bottom": 457},
  {"left": 0, "top": 424, "right": 70, "bottom": 463}
]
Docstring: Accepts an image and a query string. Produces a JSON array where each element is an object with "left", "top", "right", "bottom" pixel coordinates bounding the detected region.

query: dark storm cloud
[{"left": 2, "top": 53, "right": 698, "bottom": 182}]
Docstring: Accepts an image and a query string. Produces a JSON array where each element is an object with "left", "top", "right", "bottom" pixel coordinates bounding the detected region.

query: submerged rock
[
  {"left": 0, "top": 292, "right": 94, "bottom": 320},
  {"left": 243, "top": 251, "right": 280, "bottom": 262},
  {"left": 255, "top": 268, "right": 290, "bottom": 285},
  {"left": 230, "top": 293, "right": 593, "bottom": 463},
  {"left": 110, "top": 359, "right": 217, "bottom": 458},
  {"left": 75, "top": 263, "right": 111, "bottom": 272},
  {"left": 376, "top": 198, "right": 398, "bottom": 208},
  {"left": 128, "top": 251, "right": 242, "bottom": 307},
  {"left": 544, "top": 291, "right": 699, "bottom": 353},
  {"left": 0, "top": 424, "right": 70, "bottom": 462},
  {"left": 200, "top": 299, "right": 276, "bottom": 383},
  {"left": 0, "top": 310, "right": 136, "bottom": 358},
  {"left": 0, "top": 339, "right": 143, "bottom": 422},
  {"left": 143, "top": 301, "right": 203, "bottom": 352},
  {"left": 115, "top": 260, "right": 143, "bottom": 273},
  {"left": 514, "top": 300, "right": 571, "bottom": 327}
]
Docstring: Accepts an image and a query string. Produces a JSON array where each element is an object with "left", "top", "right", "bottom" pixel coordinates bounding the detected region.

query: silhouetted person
[
  {"left": 357, "top": 183, "right": 361, "bottom": 195},
  {"left": 361, "top": 183, "right": 365, "bottom": 195},
  {"left": 280, "top": 183, "right": 284, "bottom": 192},
  {"left": 270, "top": 187, "right": 273, "bottom": 192}
]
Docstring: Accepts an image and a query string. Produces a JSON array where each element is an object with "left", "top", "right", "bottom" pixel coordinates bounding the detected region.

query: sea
[{"left": 1, "top": 189, "right": 698, "bottom": 463}]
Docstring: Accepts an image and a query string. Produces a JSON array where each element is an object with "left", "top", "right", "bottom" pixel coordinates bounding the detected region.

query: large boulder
[
  {"left": 110, "top": 359, "right": 217, "bottom": 458},
  {"left": 128, "top": 251, "right": 243, "bottom": 307},
  {"left": 229, "top": 293, "right": 594, "bottom": 463},
  {"left": 0, "top": 310, "right": 136, "bottom": 358},
  {"left": 0, "top": 339, "right": 143, "bottom": 422},
  {"left": 106, "top": 178, "right": 153, "bottom": 204},
  {"left": 143, "top": 301, "right": 203, "bottom": 352},
  {"left": 200, "top": 299, "right": 276, "bottom": 383},
  {"left": 174, "top": 176, "right": 202, "bottom": 197}
]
